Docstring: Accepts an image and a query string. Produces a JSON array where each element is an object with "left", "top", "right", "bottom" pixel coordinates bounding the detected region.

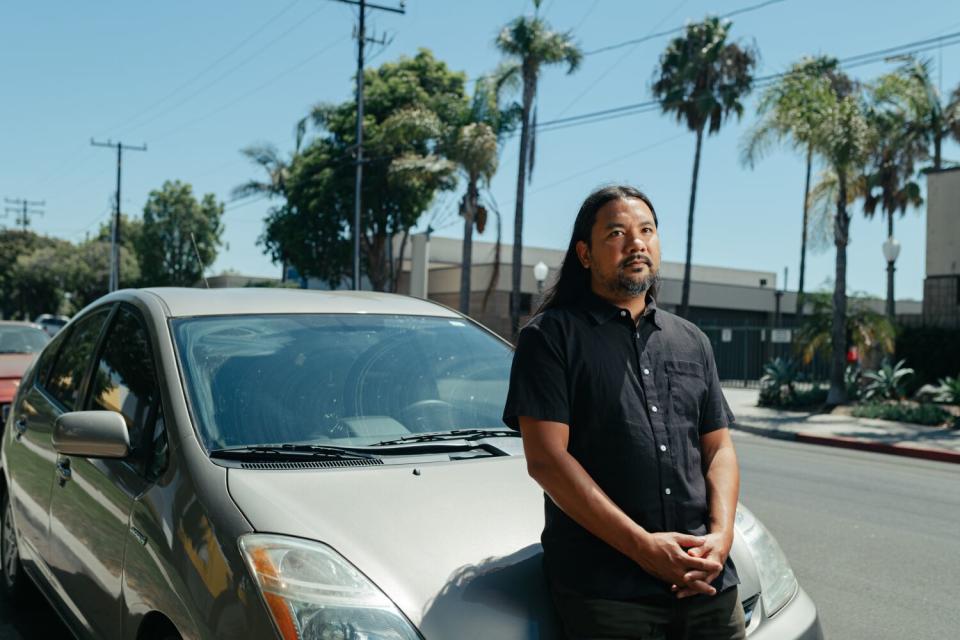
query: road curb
[{"left": 731, "top": 423, "right": 960, "bottom": 465}]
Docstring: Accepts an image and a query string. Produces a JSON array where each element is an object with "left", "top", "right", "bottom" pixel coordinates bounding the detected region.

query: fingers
[
  {"left": 680, "top": 554, "right": 723, "bottom": 573},
  {"left": 673, "top": 533, "right": 706, "bottom": 548},
  {"left": 671, "top": 579, "right": 716, "bottom": 598}
]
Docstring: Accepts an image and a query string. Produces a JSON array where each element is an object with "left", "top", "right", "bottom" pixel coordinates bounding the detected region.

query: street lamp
[
  {"left": 882, "top": 235, "right": 901, "bottom": 320},
  {"left": 533, "top": 261, "right": 549, "bottom": 297}
]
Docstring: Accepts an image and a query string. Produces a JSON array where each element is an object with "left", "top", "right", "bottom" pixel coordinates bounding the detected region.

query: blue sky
[{"left": 2, "top": 0, "right": 959, "bottom": 300}]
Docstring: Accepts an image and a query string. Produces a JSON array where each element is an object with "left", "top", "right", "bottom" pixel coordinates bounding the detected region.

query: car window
[
  {"left": 0, "top": 325, "right": 49, "bottom": 354},
  {"left": 88, "top": 307, "right": 158, "bottom": 453},
  {"left": 33, "top": 325, "right": 72, "bottom": 389},
  {"left": 172, "top": 314, "right": 513, "bottom": 450},
  {"left": 46, "top": 307, "right": 112, "bottom": 411}
]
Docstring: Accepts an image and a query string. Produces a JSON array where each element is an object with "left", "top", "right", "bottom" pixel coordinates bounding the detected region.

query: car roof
[
  {"left": 135, "top": 287, "right": 461, "bottom": 319},
  {"left": 0, "top": 321, "right": 44, "bottom": 329}
]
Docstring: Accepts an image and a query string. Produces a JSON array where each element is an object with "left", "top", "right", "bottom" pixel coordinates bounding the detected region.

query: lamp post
[
  {"left": 533, "top": 261, "right": 549, "bottom": 305},
  {"left": 882, "top": 235, "right": 901, "bottom": 320}
]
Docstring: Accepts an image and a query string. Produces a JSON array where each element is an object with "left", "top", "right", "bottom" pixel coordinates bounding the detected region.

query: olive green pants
[{"left": 551, "top": 584, "right": 747, "bottom": 640}]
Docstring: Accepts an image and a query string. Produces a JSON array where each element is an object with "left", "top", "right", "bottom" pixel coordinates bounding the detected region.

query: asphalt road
[
  {"left": 0, "top": 434, "right": 957, "bottom": 639},
  {"left": 733, "top": 431, "right": 960, "bottom": 640}
]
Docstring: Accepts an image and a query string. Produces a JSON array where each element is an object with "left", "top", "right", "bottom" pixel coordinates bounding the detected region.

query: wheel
[{"left": 1, "top": 491, "right": 30, "bottom": 600}]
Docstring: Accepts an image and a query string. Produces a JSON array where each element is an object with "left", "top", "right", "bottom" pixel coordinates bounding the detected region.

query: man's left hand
[{"left": 670, "top": 532, "right": 732, "bottom": 598}]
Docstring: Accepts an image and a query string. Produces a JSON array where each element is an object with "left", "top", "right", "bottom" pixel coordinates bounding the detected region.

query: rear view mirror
[{"left": 53, "top": 411, "right": 130, "bottom": 459}]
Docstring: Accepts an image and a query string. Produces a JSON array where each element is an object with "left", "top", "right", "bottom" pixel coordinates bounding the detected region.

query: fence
[{"left": 701, "top": 325, "right": 830, "bottom": 387}]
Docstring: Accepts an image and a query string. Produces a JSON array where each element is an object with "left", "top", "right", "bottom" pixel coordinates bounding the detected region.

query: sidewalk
[{"left": 722, "top": 386, "right": 960, "bottom": 464}]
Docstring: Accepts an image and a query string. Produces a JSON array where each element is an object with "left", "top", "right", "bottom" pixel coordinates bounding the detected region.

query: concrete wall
[{"left": 923, "top": 168, "right": 960, "bottom": 327}]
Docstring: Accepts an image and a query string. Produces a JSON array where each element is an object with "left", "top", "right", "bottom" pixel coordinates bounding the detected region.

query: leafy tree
[
  {"left": 742, "top": 56, "right": 850, "bottom": 320},
  {"left": 0, "top": 230, "right": 62, "bottom": 319},
  {"left": 71, "top": 239, "right": 140, "bottom": 307},
  {"left": 653, "top": 16, "right": 757, "bottom": 318},
  {"left": 873, "top": 58, "right": 960, "bottom": 170},
  {"left": 495, "top": 0, "right": 582, "bottom": 337},
  {"left": 9, "top": 241, "right": 75, "bottom": 318},
  {"left": 254, "top": 49, "right": 466, "bottom": 291},
  {"left": 794, "top": 292, "right": 895, "bottom": 374},
  {"left": 137, "top": 180, "right": 224, "bottom": 287},
  {"left": 96, "top": 214, "right": 144, "bottom": 259}
]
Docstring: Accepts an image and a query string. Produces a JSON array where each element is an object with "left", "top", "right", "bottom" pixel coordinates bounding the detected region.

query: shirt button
[
  {"left": 643, "top": 368, "right": 650, "bottom": 375},
  {"left": 665, "top": 488, "right": 672, "bottom": 495},
  {"left": 651, "top": 405, "right": 658, "bottom": 413},
  {"left": 660, "top": 444, "right": 667, "bottom": 452},
  {"left": 620, "top": 310, "right": 627, "bottom": 317}
]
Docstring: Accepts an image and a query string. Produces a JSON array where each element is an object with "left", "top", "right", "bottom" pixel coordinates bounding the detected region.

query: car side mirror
[{"left": 53, "top": 411, "right": 130, "bottom": 459}]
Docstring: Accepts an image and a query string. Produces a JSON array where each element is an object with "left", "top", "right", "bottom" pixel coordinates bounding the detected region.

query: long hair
[{"left": 537, "top": 185, "right": 658, "bottom": 314}]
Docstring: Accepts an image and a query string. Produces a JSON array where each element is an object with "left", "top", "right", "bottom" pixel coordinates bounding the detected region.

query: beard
[{"left": 607, "top": 257, "right": 660, "bottom": 298}]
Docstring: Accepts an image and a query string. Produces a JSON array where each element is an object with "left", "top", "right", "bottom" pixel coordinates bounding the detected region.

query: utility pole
[
  {"left": 91, "top": 139, "right": 146, "bottom": 292},
  {"left": 3, "top": 198, "right": 45, "bottom": 230},
  {"left": 334, "top": 0, "right": 404, "bottom": 290}
]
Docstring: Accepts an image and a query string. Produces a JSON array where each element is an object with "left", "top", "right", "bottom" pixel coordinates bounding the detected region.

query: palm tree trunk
[
  {"left": 680, "top": 126, "right": 704, "bottom": 319},
  {"left": 797, "top": 145, "right": 812, "bottom": 321},
  {"left": 827, "top": 171, "right": 850, "bottom": 405},
  {"left": 459, "top": 176, "right": 478, "bottom": 315},
  {"left": 886, "top": 210, "right": 895, "bottom": 320},
  {"left": 934, "top": 132, "right": 942, "bottom": 170},
  {"left": 510, "top": 72, "right": 536, "bottom": 339}
]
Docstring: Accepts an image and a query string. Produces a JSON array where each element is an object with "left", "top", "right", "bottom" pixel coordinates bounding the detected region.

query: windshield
[
  {"left": 0, "top": 325, "right": 50, "bottom": 354},
  {"left": 172, "top": 314, "right": 514, "bottom": 450}
]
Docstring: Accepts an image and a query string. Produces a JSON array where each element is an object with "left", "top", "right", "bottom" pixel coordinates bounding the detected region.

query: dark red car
[{"left": 0, "top": 321, "right": 50, "bottom": 425}]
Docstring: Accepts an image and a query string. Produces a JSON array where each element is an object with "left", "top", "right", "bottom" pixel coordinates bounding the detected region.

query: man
[{"left": 503, "top": 185, "right": 745, "bottom": 639}]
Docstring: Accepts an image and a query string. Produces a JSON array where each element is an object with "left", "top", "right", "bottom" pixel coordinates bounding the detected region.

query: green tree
[
  {"left": 495, "top": 0, "right": 582, "bottom": 337},
  {"left": 96, "top": 214, "right": 144, "bottom": 259},
  {"left": 137, "top": 180, "right": 224, "bottom": 287},
  {"left": 0, "top": 230, "right": 62, "bottom": 319},
  {"left": 653, "top": 16, "right": 756, "bottom": 318},
  {"left": 742, "top": 56, "right": 850, "bottom": 320},
  {"left": 254, "top": 49, "right": 466, "bottom": 291},
  {"left": 795, "top": 292, "right": 895, "bottom": 368},
  {"left": 873, "top": 58, "right": 960, "bottom": 170},
  {"left": 9, "top": 241, "right": 75, "bottom": 318},
  {"left": 71, "top": 239, "right": 140, "bottom": 307}
]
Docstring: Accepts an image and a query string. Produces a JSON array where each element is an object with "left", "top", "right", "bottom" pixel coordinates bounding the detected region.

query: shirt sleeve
[
  {"left": 698, "top": 332, "right": 735, "bottom": 435},
  {"left": 502, "top": 321, "right": 570, "bottom": 430}
]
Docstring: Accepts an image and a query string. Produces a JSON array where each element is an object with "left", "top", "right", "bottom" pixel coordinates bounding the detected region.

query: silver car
[{"left": 1, "top": 288, "right": 822, "bottom": 639}]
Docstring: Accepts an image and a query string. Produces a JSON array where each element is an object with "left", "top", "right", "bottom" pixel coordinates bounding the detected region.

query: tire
[{"left": 0, "top": 491, "right": 30, "bottom": 600}]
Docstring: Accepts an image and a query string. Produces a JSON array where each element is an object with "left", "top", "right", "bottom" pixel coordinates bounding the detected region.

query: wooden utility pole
[
  {"left": 91, "top": 139, "right": 146, "bottom": 291},
  {"left": 3, "top": 198, "right": 44, "bottom": 230},
  {"left": 334, "top": 0, "right": 404, "bottom": 290}
]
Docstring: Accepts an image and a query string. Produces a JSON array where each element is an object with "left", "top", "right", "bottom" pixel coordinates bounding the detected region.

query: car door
[
  {"left": 46, "top": 304, "right": 161, "bottom": 640},
  {"left": 5, "top": 306, "right": 112, "bottom": 573}
]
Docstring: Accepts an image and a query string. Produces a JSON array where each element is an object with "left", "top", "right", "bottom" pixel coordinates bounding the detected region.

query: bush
[
  {"left": 758, "top": 358, "right": 796, "bottom": 407},
  {"left": 933, "top": 375, "right": 960, "bottom": 404},
  {"left": 862, "top": 359, "right": 914, "bottom": 401},
  {"left": 896, "top": 327, "right": 960, "bottom": 394},
  {"left": 851, "top": 402, "right": 951, "bottom": 426}
]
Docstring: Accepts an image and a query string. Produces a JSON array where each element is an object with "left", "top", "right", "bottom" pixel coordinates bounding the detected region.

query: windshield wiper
[
  {"left": 374, "top": 428, "right": 520, "bottom": 446},
  {"left": 209, "top": 444, "right": 378, "bottom": 461}
]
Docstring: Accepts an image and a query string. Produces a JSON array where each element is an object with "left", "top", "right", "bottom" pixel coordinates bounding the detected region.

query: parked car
[
  {"left": 0, "top": 321, "right": 50, "bottom": 427},
  {"left": 33, "top": 314, "right": 70, "bottom": 337},
  {"left": 0, "top": 288, "right": 822, "bottom": 639}
]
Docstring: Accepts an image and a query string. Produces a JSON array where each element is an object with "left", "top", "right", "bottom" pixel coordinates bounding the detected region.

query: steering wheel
[{"left": 397, "top": 399, "right": 456, "bottom": 433}]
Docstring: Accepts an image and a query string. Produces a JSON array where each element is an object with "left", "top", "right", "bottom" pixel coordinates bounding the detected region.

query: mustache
[{"left": 620, "top": 255, "right": 652, "bottom": 268}]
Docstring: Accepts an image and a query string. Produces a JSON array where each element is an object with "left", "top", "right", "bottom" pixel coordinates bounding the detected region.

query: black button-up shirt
[{"left": 503, "top": 292, "right": 738, "bottom": 600}]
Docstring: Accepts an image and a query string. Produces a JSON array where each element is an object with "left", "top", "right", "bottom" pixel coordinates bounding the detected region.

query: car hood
[
  {"left": 0, "top": 354, "right": 35, "bottom": 379},
  {"left": 227, "top": 455, "right": 760, "bottom": 639}
]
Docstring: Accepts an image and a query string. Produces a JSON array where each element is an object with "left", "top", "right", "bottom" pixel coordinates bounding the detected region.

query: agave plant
[
  {"left": 758, "top": 357, "right": 798, "bottom": 407},
  {"left": 933, "top": 375, "right": 960, "bottom": 404},
  {"left": 862, "top": 359, "right": 914, "bottom": 401},
  {"left": 844, "top": 364, "right": 863, "bottom": 402}
]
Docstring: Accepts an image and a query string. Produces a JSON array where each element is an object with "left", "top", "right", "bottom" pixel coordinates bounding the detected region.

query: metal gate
[{"left": 700, "top": 325, "right": 829, "bottom": 387}]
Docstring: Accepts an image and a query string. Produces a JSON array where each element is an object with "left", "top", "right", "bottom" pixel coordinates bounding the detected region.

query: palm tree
[
  {"left": 742, "top": 56, "right": 850, "bottom": 321},
  {"left": 447, "top": 73, "right": 521, "bottom": 316},
  {"left": 795, "top": 292, "right": 895, "bottom": 368},
  {"left": 233, "top": 144, "right": 293, "bottom": 280},
  {"left": 874, "top": 58, "right": 960, "bottom": 170},
  {"left": 861, "top": 104, "right": 925, "bottom": 319},
  {"left": 800, "top": 74, "right": 872, "bottom": 404},
  {"left": 495, "top": 0, "right": 582, "bottom": 338},
  {"left": 652, "top": 16, "right": 757, "bottom": 318}
]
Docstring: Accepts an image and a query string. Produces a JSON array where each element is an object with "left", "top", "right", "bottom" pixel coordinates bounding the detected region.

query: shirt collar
[{"left": 584, "top": 290, "right": 661, "bottom": 329}]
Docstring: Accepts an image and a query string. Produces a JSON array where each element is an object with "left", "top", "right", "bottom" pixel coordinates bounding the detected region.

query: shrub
[
  {"left": 933, "top": 375, "right": 960, "bottom": 404},
  {"left": 758, "top": 358, "right": 797, "bottom": 407},
  {"left": 862, "top": 359, "right": 914, "bottom": 401},
  {"left": 851, "top": 402, "right": 951, "bottom": 426},
  {"left": 845, "top": 364, "right": 863, "bottom": 402}
]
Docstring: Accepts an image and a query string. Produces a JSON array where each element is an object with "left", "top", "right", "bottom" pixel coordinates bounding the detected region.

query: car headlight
[
  {"left": 735, "top": 505, "right": 798, "bottom": 617},
  {"left": 239, "top": 534, "right": 420, "bottom": 640}
]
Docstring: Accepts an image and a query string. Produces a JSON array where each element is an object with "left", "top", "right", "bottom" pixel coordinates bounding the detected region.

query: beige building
[{"left": 924, "top": 167, "right": 960, "bottom": 328}]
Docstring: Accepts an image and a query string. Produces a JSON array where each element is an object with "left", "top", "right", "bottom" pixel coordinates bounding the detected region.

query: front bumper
[{"left": 748, "top": 587, "right": 822, "bottom": 639}]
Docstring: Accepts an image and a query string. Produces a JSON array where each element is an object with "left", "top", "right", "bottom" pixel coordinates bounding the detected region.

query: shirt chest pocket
[{"left": 665, "top": 360, "right": 707, "bottom": 428}]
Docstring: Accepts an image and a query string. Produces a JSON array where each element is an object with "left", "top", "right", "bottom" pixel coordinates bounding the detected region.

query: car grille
[
  {"left": 742, "top": 593, "right": 760, "bottom": 626},
  {"left": 239, "top": 458, "right": 384, "bottom": 470}
]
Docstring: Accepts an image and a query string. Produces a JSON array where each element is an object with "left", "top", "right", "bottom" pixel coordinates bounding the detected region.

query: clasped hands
[{"left": 636, "top": 531, "right": 730, "bottom": 599}]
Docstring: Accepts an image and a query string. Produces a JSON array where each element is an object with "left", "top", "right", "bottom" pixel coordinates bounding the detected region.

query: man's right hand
[{"left": 633, "top": 532, "right": 723, "bottom": 590}]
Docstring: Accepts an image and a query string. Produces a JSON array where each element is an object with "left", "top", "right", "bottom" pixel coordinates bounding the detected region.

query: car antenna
[{"left": 191, "top": 232, "right": 210, "bottom": 289}]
